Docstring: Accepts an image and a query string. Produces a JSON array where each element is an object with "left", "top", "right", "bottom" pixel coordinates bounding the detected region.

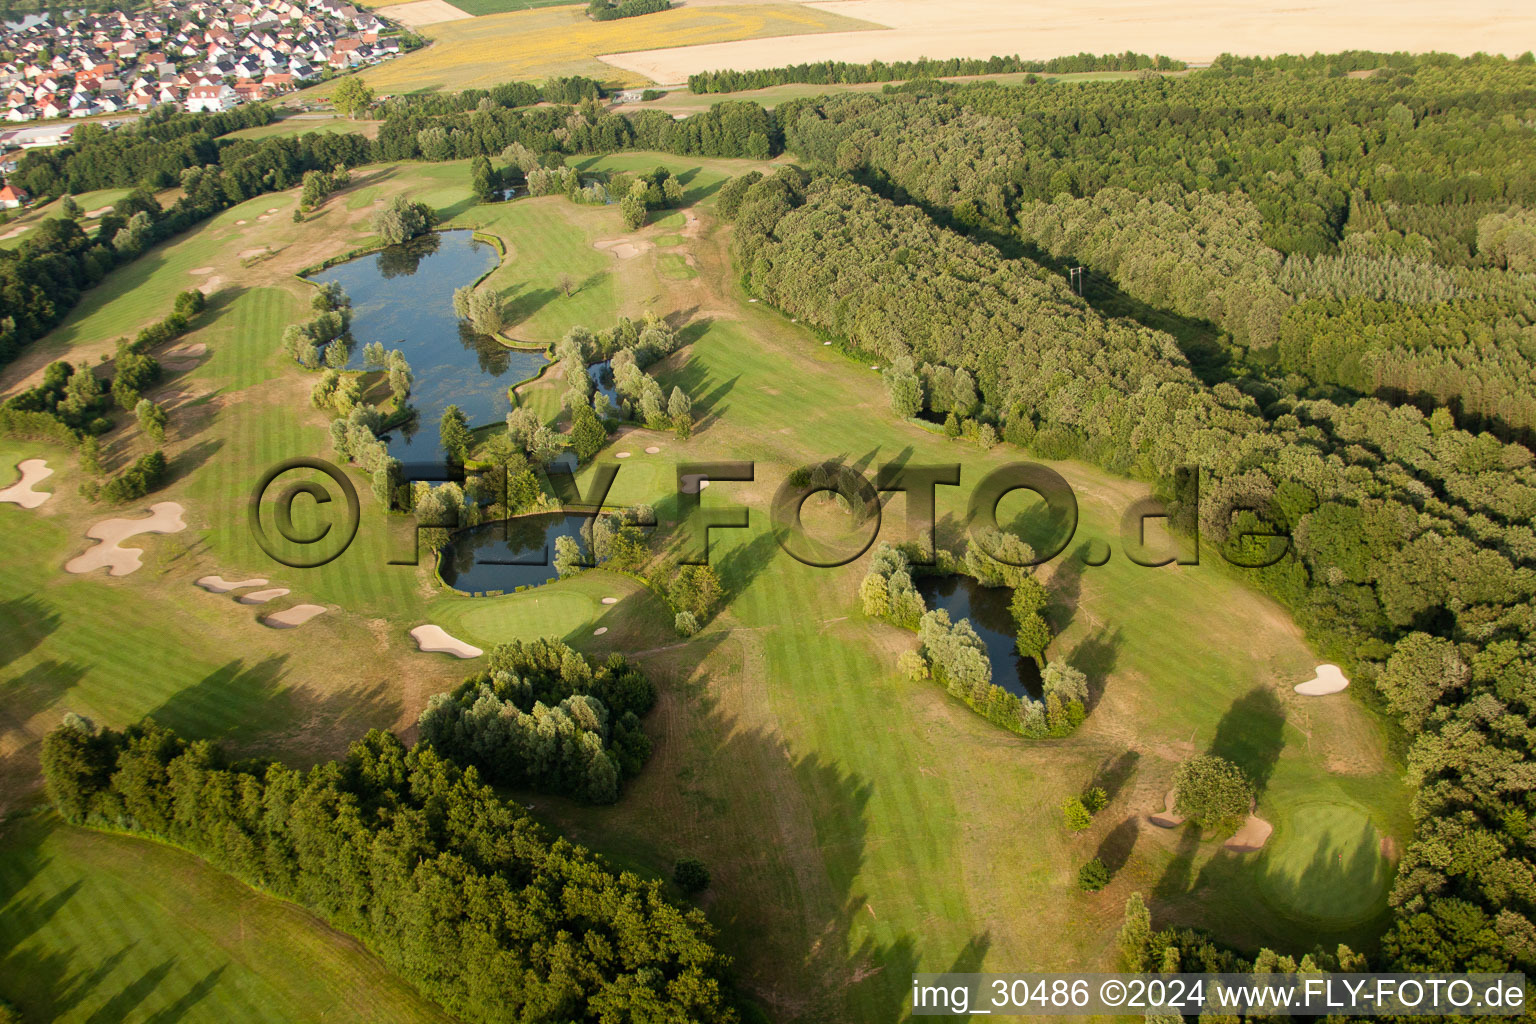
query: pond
[
  {"left": 916, "top": 575, "right": 1044, "bottom": 699},
  {"left": 307, "top": 230, "right": 547, "bottom": 469},
  {"left": 439, "top": 512, "right": 595, "bottom": 594},
  {"left": 588, "top": 359, "right": 619, "bottom": 405}
]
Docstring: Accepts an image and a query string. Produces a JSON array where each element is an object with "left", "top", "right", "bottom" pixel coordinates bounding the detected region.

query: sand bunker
[
  {"left": 680, "top": 474, "right": 712, "bottom": 494},
  {"left": 410, "top": 624, "right": 483, "bottom": 658},
  {"left": 196, "top": 575, "right": 269, "bottom": 593},
  {"left": 1148, "top": 789, "right": 1185, "bottom": 828},
  {"left": 1296, "top": 663, "right": 1349, "bottom": 696},
  {"left": 237, "top": 588, "right": 291, "bottom": 605},
  {"left": 164, "top": 342, "right": 207, "bottom": 370},
  {"left": 593, "top": 238, "right": 653, "bottom": 260},
  {"left": 601, "top": 596, "right": 619, "bottom": 605},
  {"left": 261, "top": 604, "right": 327, "bottom": 629},
  {"left": 0, "top": 458, "right": 54, "bottom": 509},
  {"left": 1224, "top": 814, "right": 1274, "bottom": 853},
  {"left": 645, "top": 446, "right": 661, "bottom": 454},
  {"left": 188, "top": 266, "right": 214, "bottom": 275},
  {"left": 238, "top": 247, "right": 269, "bottom": 259},
  {"left": 64, "top": 501, "right": 186, "bottom": 576},
  {"left": 0, "top": 225, "right": 28, "bottom": 240},
  {"left": 235, "top": 219, "right": 247, "bottom": 225},
  {"left": 616, "top": 451, "right": 631, "bottom": 458},
  {"left": 85, "top": 206, "right": 112, "bottom": 219},
  {"left": 593, "top": 626, "right": 608, "bottom": 636},
  {"left": 197, "top": 276, "right": 225, "bottom": 295}
]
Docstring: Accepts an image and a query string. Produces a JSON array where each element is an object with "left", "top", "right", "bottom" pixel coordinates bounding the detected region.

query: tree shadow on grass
[
  {"left": 164, "top": 437, "right": 224, "bottom": 488},
  {"left": 1207, "top": 686, "right": 1286, "bottom": 797},
  {"left": 0, "top": 593, "right": 61, "bottom": 671},
  {"left": 1095, "top": 816, "right": 1140, "bottom": 876},
  {"left": 1069, "top": 625, "right": 1121, "bottom": 711},
  {"left": 1088, "top": 749, "right": 1140, "bottom": 805}
]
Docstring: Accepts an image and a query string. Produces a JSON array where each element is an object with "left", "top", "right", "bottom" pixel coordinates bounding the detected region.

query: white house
[{"left": 186, "top": 82, "right": 236, "bottom": 112}]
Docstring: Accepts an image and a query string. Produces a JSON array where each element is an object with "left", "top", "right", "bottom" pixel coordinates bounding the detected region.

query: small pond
[
  {"left": 439, "top": 512, "right": 595, "bottom": 594},
  {"left": 916, "top": 575, "right": 1044, "bottom": 698},
  {"left": 307, "top": 230, "right": 547, "bottom": 468},
  {"left": 588, "top": 359, "right": 619, "bottom": 405}
]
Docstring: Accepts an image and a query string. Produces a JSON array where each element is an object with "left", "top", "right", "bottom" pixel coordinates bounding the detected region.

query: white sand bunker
[
  {"left": 1225, "top": 813, "right": 1274, "bottom": 853},
  {"left": 65, "top": 501, "right": 186, "bottom": 576},
  {"left": 644, "top": 446, "right": 660, "bottom": 454},
  {"left": 1295, "top": 663, "right": 1349, "bottom": 696},
  {"left": 235, "top": 219, "right": 247, "bottom": 225},
  {"left": 197, "top": 276, "right": 225, "bottom": 295},
  {"left": 196, "top": 575, "right": 269, "bottom": 593},
  {"left": 616, "top": 451, "right": 631, "bottom": 458},
  {"left": 410, "top": 624, "right": 483, "bottom": 658},
  {"left": 601, "top": 596, "right": 619, "bottom": 605},
  {"left": 237, "top": 588, "right": 291, "bottom": 605},
  {"left": 189, "top": 266, "right": 214, "bottom": 275},
  {"left": 593, "top": 238, "right": 653, "bottom": 260},
  {"left": 1148, "top": 789, "right": 1185, "bottom": 829},
  {"left": 593, "top": 626, "right": 608, "bottom": 636},
  {"left": 85, "top": 206, "right": 112, "bottom": 219},
  {"left": 261, "top": 604, "right": 327, "bottom": 629},
  {"left": 238, "top": 247, "right": 269, "bottom": 259},
  {"left": 680, "top": 474, "right": 711, "bottom": 494},
  {"left": 0, "top": 458, "right": 54, "bottom": 509}
]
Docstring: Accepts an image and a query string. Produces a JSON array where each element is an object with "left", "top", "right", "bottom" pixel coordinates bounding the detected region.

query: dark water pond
[
  {"left": 307, "top": 230, "right": 547, "bottom": 467},
  {"left": 916, "top": 575, "right": 1044, "bottom": 699},
  {"left": 589, "top": 360, "right": 619, "bottom": 404},
  {"left": 439, "top": 512, "right": 595, "bottom": 593}
]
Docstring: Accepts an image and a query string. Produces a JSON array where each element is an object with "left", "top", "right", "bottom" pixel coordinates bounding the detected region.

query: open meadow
[
  {"left": 307, "top": 2, "right": 880, "bottom": 93},
  {"left": 597, "top": 0, "right": 1534, "bottom": 84},
  {"left": 0, "top": 146, "right": 1412, "bottom": 1020}
]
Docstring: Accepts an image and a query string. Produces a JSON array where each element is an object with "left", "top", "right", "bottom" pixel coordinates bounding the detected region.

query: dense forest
[
  {"left": 719, "top": 50, "right": 1536, "bottom": 975},
  {"left": 42, "top": 718, "right": 736, "bottom": 1023},
  {"left": 686, "top": 50, "right": 1186, "bottom": 94}
]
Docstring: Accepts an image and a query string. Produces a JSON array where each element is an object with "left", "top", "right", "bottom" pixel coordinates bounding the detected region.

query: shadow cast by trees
[
  {"left": 1095, "top": 816, "right": 1140, "bottom": 876},
  {"left": 1207, "top": 686, "right": 1286, "bottom": 797},
  {"left": 1069, "top": 626, "right": 1121, "bottom": 710},
  {"left": 1089, "top": 750, "right": 1140, "bottom": 805}
]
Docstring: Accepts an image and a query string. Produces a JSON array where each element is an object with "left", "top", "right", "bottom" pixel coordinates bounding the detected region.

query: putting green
[
  {"left": 1254, "top": 800, "right": 1393, "bottom": 925},
  {"left": 431, "top": 588, "right": 598, "bottom": 648}
]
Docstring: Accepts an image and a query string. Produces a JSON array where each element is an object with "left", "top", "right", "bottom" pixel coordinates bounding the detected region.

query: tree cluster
[
  {"left": 417, "top": 638, "right": 655, "bottom": 804},
  {"left": 41, "top": 717, "right": 737, "bottom": 1023},
  {"left": 688, "top": 51, "right": 1185, "bottom": 93}
]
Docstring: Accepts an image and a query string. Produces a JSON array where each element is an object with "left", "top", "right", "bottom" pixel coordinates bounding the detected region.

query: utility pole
[{"left": 1069, "top": 266, "right": 1085, "bottom": 296}]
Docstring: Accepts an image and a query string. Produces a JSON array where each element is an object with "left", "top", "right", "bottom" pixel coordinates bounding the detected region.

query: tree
[
  {"left": 331, "top": 76, "right": 374, "bottom": 118},
  {"left": 1062, "top": 796, "right": 1093, "bottom": 831},
  {"left": 554, "top": 534, "right": 584, "bottom": 578},
  {"left": 883, "top": 357, "right": 922, "bottom": 417},
  {"left": 373, "top": 195, "right": 436, "bottom": 245},
  {"left": 1078, "top": 858, "right": 1110, "bottom": 891},
  {"left": 1172, "top": 755, "right": 1253, "bottom": 834},
  {"left": 674, "top": 610, "right": 698, "bottom": 637},
  {"left": 439, "top": 404, "right": 473, "bottom": 463},
  {"left": 667, "top": 386, "right": 691, "bottom": 439},
  {"left": 1118, "top": 892, "right": 1152, "bottom": 969},
  {"left": 620, "top": 192, "right": 647, "bottom": 231},
  {"left": 1015, "top": 612, "right": 1052, "bottom": 667},
  {"left": 470, "top": 155, "right": 497, "bottom": 203},
  {"left": 60, "top": 195, "right": 81, "bottom": 219},
  {"left": 570, "top": 403, "right": 607, "bottom": 463},
  {"left": 387, "top": 350, "right": 413, "bottom": 404},
  {"left": 134, "top": 398, "right": 167, "bottom": 442},
  {"left": 673, "top": 857, "right": 710, "bottom": 893}
]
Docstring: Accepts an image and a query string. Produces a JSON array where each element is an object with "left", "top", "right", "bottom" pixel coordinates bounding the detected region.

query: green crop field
[{"left": 0, "top": 148, "right": 1409, "bottom": 1022}]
